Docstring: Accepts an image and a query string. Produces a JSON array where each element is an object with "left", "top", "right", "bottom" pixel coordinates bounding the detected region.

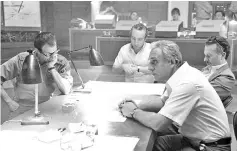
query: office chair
[{"left": 233, "top": 111, "right": 237, "bottom": 140}]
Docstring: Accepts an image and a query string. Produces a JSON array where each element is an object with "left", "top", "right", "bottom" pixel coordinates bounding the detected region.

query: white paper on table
[
  {"left": 0, "top": 130, "right": 61, "bottom": 151},
  {"left": 84, "top": 135, "right": 140, "bottom": 151},
  {"left": 37, "top": 129, "right": 61, "bottom": 143},
  {"left": 106, "top": 109, "right": 126, "bottom": 122}
]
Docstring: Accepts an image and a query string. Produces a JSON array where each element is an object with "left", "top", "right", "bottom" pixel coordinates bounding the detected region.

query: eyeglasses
[{"left": 41, "top": 46, "right": 60, "bottom": 57}]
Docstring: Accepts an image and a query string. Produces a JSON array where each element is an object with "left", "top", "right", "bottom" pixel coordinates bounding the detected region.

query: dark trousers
[
  {"left": 153, "top": 124, "right": 231, "bottom": 151},
  {"left": 153, "top": 134, "right": 231, "bottom": 151}
]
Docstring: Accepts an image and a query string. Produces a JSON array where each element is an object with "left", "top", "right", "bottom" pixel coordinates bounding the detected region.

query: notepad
[{"left": 37, "top": 129, "right": 61, "bottom": 143}]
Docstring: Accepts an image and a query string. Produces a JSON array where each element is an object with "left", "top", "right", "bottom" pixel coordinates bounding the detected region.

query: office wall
[
  {"left": 41, "top": 1, "right": 92, "bottom": 47},
  {"left": 168, "top": 1, "right": 189, "bottom": 28},
  {"left": 1, "top": 1, "right": 168, "bottom": 63},
  {"left": 42, "top": 1, "right": 168, "bottom": 49}
]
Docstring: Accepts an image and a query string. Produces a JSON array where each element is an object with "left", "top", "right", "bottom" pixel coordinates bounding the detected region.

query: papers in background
[{"left": 84, "top": 135, "right": 139, "bottom": 151}]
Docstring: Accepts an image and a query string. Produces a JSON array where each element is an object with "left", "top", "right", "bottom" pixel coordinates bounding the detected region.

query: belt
[{"left": 201, "top": 137, "right": 231, "bottom": 146}]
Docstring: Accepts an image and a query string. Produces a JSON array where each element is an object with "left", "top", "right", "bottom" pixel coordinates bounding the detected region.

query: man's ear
[{"left": 222, "top": 52, "right": 226, "bottom": 59}]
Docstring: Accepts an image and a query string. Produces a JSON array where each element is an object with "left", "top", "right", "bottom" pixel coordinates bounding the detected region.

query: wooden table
[{"left": 1, "top": 81, "right": 165, "bottom": 151}]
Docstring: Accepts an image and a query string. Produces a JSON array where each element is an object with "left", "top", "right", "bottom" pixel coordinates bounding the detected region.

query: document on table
[
  {"left": 84, "top": 135, "right": 139, "bottom": 151},
  {"left": 0, "top": 130, "right": 61, "bottom": 151}
]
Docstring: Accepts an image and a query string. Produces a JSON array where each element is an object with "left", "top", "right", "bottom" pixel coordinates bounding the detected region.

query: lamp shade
[
  {"left": 21, "top": 49, "right": 43, "bottom": 84},
  {"left": 89, "top": 46, "right": 104, "bottom": 66}
]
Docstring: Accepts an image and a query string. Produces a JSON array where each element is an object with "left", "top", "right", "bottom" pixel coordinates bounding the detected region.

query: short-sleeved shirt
[
  {"left": 1, "top": 51, "right": 73, "bottom": 106},
  {"left": 113, "top": 43, "right": 154, "bottom": 83},
  {"left": 159, "top": 62, "right": 230, "bottom": 142}
]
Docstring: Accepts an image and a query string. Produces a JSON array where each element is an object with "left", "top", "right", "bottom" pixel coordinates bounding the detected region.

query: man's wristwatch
[
  {"left": 130, "top": 108, "right": 138, "bottom": 118},
  {"left": 137, "top": 66, "right": 140, "bottom": 72}
]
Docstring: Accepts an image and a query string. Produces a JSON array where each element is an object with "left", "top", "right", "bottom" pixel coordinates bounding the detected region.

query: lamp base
[
  {"left": 73, "top": 87, "right": 92, "bottom": 93},
  {"left": 21, "top": 114, "right": 49, "bottom": 125}
]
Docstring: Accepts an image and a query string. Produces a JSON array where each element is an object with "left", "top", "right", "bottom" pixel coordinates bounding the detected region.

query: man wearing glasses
[
  {"left": 202, "top": 36, "right": 235, "bottom": 107},
  {"left": 1, "top": 32, "right": 73, "bottom": 122}
]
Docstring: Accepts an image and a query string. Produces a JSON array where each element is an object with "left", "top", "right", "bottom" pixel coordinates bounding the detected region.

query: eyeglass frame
[{"left": 40, "top": 46, "right": 60, "bottom": 57}]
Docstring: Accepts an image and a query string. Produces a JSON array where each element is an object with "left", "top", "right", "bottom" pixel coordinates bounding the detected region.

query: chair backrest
[{"left": 233, "top": 111, "right": 237, "bottom": 140}]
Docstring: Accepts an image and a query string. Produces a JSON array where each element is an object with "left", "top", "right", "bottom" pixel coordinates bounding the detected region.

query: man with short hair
[
  {"left": 119, "top": 40, "right": 231, "bottom": 151},
  {"left": 112, "top": 23, "right": 154, "bottom": 83},
  {"left": 202, "top": 36, "right": 235, "bottom": 107},
  {"left": 1, "top": 32, "right": 73, "bottom": 121},
  {"left": 215, "top": 10, "right": 225, "bottom": 20}
]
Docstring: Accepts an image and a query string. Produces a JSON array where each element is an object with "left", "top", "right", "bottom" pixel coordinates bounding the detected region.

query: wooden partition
[{"left": 96, "top": 37, "right": 237, "bottom": 71}]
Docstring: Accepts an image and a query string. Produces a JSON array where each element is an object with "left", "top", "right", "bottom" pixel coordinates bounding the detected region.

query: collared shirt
[
  {"left": 113, "top": 42, "right": 154, "bottom": 83},
  {"left": 159, "top": 62, "right": 230, "bottom": 142},
  {"left": 1, "top": 51, "right": 73, "bottom": 106},
  {"left": 203, "top": 62, "right": 227, "bottom": 79}
]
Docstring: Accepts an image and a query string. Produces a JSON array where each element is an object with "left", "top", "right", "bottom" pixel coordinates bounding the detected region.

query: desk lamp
[
  {"left": 68, "top": 45, "right": 104, "bottom": 93},
  {"left": 20, "top": 49, "right": 49, "bottom": 125}
]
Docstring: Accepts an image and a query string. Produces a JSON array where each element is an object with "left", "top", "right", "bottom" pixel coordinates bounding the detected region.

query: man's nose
[{"left": 134, "top": 39, "right": 140, "bottom": 44}]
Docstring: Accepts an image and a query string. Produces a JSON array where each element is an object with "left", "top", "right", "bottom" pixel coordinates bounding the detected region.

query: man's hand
[
  {"left": 118, "top": 98, "right": 138, "bottom": 109},
  {"left": 119, "top": 102, "right": 137, "bottom": 118},
  {"left": 7, "top": 100, "right": 19, "bottom": 112},
  {"left": 122, "top": 64, "right": 138, "bottom": 74},
  {"left": 47, "top": 53, "right": 58, "bottom": 68}
]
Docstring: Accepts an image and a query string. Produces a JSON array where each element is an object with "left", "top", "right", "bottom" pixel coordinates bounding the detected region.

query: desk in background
[
  {"left": 69, "top": 28, "right": 116, "bottom": 60},
  {"left": 96, "top": 37, "right": 237, "bottom": 71}
]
